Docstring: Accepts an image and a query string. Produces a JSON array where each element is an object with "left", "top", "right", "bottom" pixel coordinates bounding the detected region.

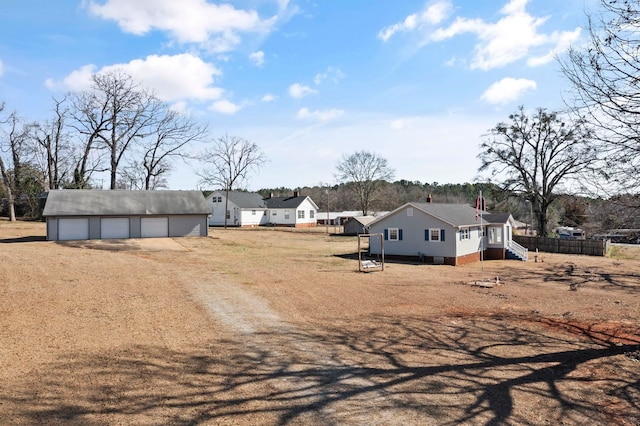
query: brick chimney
[{"left": 293, "top": 190, "right": 299, "bottom": 197}]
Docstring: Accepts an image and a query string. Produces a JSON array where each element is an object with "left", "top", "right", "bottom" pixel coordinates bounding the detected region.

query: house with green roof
[{"left": 366, "top": 201, "right": 527, "bottom": 266}]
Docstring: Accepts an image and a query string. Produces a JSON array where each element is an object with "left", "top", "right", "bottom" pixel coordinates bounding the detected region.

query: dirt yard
[{"left": 0, "top": 220, "right": 638, "bottom": 425}]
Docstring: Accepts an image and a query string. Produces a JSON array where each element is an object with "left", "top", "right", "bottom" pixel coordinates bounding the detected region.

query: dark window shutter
[
  {"left": 399, "top": 229, "right": 403, "bottom": 240},
  {"left": 384, "top": 229, "right": 388, "bottom": 240},
  {"left": 441, "top": 229, "right": 445, "bottom": 241},
  {"left": 425, "top": 229, "right": 429, "bottom": 241}
]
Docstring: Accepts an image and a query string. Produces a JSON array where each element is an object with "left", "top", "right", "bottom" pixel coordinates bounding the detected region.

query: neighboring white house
[
  {"left": 205, "top": 191, "right": 267, "bottom": 227},
  {"left": 366, "top": 202, "right": 527, "bottom": 266},
  {"left": 205, "top": 190, "right": 319, "bottom": 227},
  {"left": 43, "top": 190, "right": 209, "bottom": 241},
  {"left": 264, "top": 192, "right": 318, "bottom": 227}
]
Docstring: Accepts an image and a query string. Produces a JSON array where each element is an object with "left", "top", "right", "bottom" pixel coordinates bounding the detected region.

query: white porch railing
[{"left": 507, "top": 240, "right": 528, "bottom": 261}]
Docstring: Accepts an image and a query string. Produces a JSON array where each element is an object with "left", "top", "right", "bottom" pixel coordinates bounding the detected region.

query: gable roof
[
  {"left": 264, "top": 195, "right": 318, "bottom": 210},
  {"left": 208, "top": 191, "right": 266, "bottom": 209},
  {"left": 412, "top": 202, "right": 481, "bottom": 227},
  {"left": 346, "top": 215, "right": 376, "bottom": 226},
  {"left": 368, "top": 202, "right": 512, "bottom": 228},
  {"left": 43, "top": 190, "right": 210, "bottom": 217}
]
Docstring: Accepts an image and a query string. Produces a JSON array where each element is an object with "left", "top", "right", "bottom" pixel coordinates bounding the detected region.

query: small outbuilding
[
  {"left": 343, "top": 216, "right": 376, "bottom": 235},
  {"left": 43, "top": 190, "right": 210, "bottom": 241}
]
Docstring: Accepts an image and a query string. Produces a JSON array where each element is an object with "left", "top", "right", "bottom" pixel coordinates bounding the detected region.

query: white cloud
[
  {"left": 527, "top": 27, "right": 581, "bottom": 66},
  {"left": 210, "top": 99, "right": 241, "bottom": 114},
  {"left": 390, "top": 0, "right": 581, "bottom": 70},
  {"left": 481, "top": 77, "right": 536, "bottom": 104},
  {"left": 61, "top": 64, "right": 97, "bottom": 92},
  {"left": 378, "top": 0, "right": 453, "bottom": 42},
  {"left": 288, "top": 83, "right": 318, "bottom": 98},
  {"left": 249, "top": 50, "right": 265, "bottom": 67},
  {"left": 54, "top": 54, "right": 224, "bottom": 103},
  {"left": 296, "top": 107, "right": 344, "bottom": 122},
  {"left": 261, "top": 93, "right": 277, "bottom": 102},
  {"left": 87, "top": 0, "right": 280, "bottom": 53},
  {"left": 313, "top": 66, "right": 346, "bottom": 85}
]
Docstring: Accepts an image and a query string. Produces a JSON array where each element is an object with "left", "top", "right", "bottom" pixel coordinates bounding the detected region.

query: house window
[
  {"left": 285, "top": 210, "right": 290, "bottom": 219},
  {"left": 388, "top": 228, "right": 399, "bottom": 241},
  {"left": 298, "top": 210, "right": 305, "bottom": 219},
  {"left": 489, "top": 227, "right": 502, "bottom": 244},
  {"left": 407, "top": 207, "right": 413, "bottom": 217},
  {"left": 226, "top": 210, "right": 230, "bottom": 219},
  {"left": 309, "top": 210, "right": 315, "bottom": 219},
  {"left": 217, "top": 196, "right": 222, "bottom": 202},
  {"left": 212, "top": 197, "right": 217, "bottom": 203},
  {"left": 460, "top": 229, "right": 470, "bottom": 240},
  {"left": 272, "top": 212, "right": 277, "bottom": 216},
  {"left": 425, "top": 229, "right": 445, "bottom": 241},
  {"left": 252, "top": 210, "right": 256, "bottom": 215}
]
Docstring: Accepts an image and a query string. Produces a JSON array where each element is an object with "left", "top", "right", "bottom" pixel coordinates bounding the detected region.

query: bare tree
[
  {"left": 0, "top": 108, "right": 43, "bottom": 220},
  {"left": 478, "top": 106, "right": 597, "bottom": 236},
  {"left": 0, "top": 102, "right": 15, "bottom": 221},
  {"left": 31, "top": 97, "right": 72, "bottom": 189},
  {"left": 560, "top": 0, "right": 640, "bottom": 196},
  {"left": 68, "top": 88, "right": 110, "bottom": 188},
  {"left": 198, "top": 135, "right": 266, "bottom": 228},
  {"left": 69, "top": 69, "right": 157, "bottom": 189},
  {"left": 335, "top": 151, "right": 395, "bottom": 215},
  {"left": 135, "top": 104, "right": 208, "bottom": 190}
]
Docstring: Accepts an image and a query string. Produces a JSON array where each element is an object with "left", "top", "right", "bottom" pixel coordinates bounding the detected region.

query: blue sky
[{"left": 0, "top": 0, "right": 597, "bottom": 190}]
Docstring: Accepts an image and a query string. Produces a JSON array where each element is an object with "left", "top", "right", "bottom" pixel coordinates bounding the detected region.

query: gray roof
[
  {"left": 410, "top": 202, "right": 481, "bottom": 227},
  {"left": 347, "top": 216, "right": 376, "bottom": 226},
  {"left": 212, "top": 191, "right": 266, "bottom": 208},
  {"left": 369, "top": 202, "right": 511, "bottom": 228},
  {"left": 264, "top": 195, "right": 311, "bottom": 209},
  {"left": 43, "top": 190, "right": 210, "bottom": 217},
  {"left": 483, "top": 213, "right": 512, "bottom": 224}
]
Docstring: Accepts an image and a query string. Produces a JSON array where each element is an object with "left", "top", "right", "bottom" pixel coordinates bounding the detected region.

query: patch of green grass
[{"left": 608, "top": 245, "right": 640, "bottom": 260}]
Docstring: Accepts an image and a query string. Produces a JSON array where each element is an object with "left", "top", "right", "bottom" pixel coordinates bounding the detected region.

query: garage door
[
  {"left": 141, "top": 217, "right": 169, "bottom": 238},
  {"left": 101, "top": 217, "right": 130, "bottom": 239},
  {"left": 58, "top": 218, "right": 89, "bottom": 241}
]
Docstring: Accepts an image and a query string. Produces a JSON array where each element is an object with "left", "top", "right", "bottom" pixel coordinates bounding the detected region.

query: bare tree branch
[
  {"left": 198, "top": 135, "right": 266, "bottom": 228},
  {"left": 335, "top": 151, "right": 395, "bottom": 215},
  {"left": 478, "top": 106, "right": 597, "bottom": 236},
  {"left": 559, "top": 0, "right": 640, "bottom": 197}
]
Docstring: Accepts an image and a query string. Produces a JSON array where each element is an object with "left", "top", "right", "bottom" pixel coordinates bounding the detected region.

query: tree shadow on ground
[
  {"left": 2, "top": 315, "right": 638, "bottom": 425},
  {"left": 0, "top": 235, "right": 47, "bottom": 243},
  {"left": 532, "top": 261, "right": 640, "bottom": 294}
]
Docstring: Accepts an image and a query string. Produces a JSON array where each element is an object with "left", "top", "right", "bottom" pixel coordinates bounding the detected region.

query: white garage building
[{"left": 43, "top": 190, "right": 209, "bottom": 241}]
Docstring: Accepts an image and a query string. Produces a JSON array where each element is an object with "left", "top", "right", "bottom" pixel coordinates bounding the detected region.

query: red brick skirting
[{"left": 383, "top": 248, "right": 504, "bottom": 266}]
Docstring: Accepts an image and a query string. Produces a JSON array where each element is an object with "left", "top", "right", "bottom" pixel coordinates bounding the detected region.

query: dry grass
[{"left": 0, "top": 220, "right": 639, "bottom": 425}]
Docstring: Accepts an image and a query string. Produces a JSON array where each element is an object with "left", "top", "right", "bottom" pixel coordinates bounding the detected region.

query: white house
[
  {"left": 205, "top": 190, "right": 319, "bottom": 227},
  {"left": 366, "top": 202, "right": 527, "bottom": 266},
  {"left": 264, "top": 192, "right": 318, "bottom": 227},
  {"left": 205, "top": 191, "right": 267, "bottom": 227}
]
